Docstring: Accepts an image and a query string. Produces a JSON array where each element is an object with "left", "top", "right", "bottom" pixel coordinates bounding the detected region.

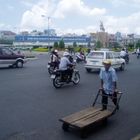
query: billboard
[{"left": 15, "top": 35, "right": 91, "bottom": 43}]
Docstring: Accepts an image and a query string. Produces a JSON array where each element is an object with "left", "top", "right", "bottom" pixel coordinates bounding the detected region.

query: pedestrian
[
  {"left": 136, "top": 48, "right": 140, "bottom": 58},
  {"left": 99, "top": 60, "right": 119, "bottom": 110}
]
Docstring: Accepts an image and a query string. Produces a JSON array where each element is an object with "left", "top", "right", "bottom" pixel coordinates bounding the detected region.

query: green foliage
[
  {"left": 73, "top": 41, "right": 77, "bottom": 47},
  {"left": 113, "top": 42, "right": 120, "bottom": 48},
  {"left": 0, "top": 39, "right": 13, "bottom": 44},
  {"left": 33, "top": 46, "right": 40, "bottom": 49},
  {"left": 128, "top": 43, "right": 134, "bottom": 49},
  {"left": 112, "top": 47, "right": 121, "bottom": 52},
  {"left": 96, "top": 40, "right": 103, "bottom": 48},
  {"left": 54, "top": 42, "right": 59, "bottom": 49},
  {"left": 33, "top": 47, "right": 48, "bottom": 52},
  {"left": 136, "top": 40, "right": 140, "bottom": 48},
  {"left": 127, "top": 47, "right": 134, "bottom": 52},
  {"left": 73, "top": 46, "right": 88, "bottom": 53},
  {"left": 59, "top": 39, "right": 65, "bottom": 49}
]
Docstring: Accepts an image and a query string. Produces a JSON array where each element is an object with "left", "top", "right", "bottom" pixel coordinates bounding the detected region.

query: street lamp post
[
  {"left": 41, "top": 15, "right": 51, "bottom": 48},
  {"left": 47, "top": 16, "right": 50, "bottom": 48}
]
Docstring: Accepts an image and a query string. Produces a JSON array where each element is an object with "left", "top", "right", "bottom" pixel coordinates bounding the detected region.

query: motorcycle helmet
[
  {"left": 54, "top": 49, "right": 58, "bottom": 53},
  {"left": 63, "top": 52, "right": 70, "bottom": 56}
]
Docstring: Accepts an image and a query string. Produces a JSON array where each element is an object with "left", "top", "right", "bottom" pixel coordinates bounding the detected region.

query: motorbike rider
[
  {"left": 50, "top": 49, "right": 60, "bottom": 69},
  {"left": 120, "top": 48, "right": 129, "bottom": 63},
  {"left": 120, "top": 48, "right": 127, "bottom": 58},
  {"left": 136, "top": 48, "right": 140, "bottom": 58},
  {"left": 59, "top": 52, "right": 74, "bottom": 82},
  {"left": 76, "top": 50, "right": 86, "bottom": 62}
]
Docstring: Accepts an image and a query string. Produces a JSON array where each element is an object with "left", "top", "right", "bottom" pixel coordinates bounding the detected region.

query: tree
[
  {"left": 128, "top": 43, "right": 134, "bottom": 49},
  {"left": 0, "top": 39, "right": 13, "bottom": 44},
  {"left": 113, "top": 42, "right": 120, "bottom": 48},
  {"left": 54, "top": 42, "right": 59, "bottom": 49},
  {"left": 87, "top": 42, "right": 91, "bottom": 48},
  {"left": 96, "top": 40, "right": 103, "bottom": 48},
  {"left": 59, "top": 39, "right": 65, "bottom": 49},
  {"left": 73, "top": 41, "right": 77, "bottom": 47},
  {"left": 136, "top": 40, "right": 140, "bottom": 48}
]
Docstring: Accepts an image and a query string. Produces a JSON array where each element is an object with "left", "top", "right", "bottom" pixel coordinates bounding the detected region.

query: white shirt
[
  {"left": 120, "top": 50, "right": 126, "bottom": 57},
  {"left": 59, "top": 56, "right": 71, "bottom": 70},
  {"left": 136, "top": 48, "right": 140, "bottom": 53}
]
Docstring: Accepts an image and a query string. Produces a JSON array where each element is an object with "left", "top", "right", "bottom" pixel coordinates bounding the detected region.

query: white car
[{"left": 85, "top": 50, "right": 126, "bottom": 72}]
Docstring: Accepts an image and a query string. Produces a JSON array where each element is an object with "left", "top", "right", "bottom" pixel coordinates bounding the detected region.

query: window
[
  {"left": 2, "top": 48, "right": 13, "bottom": 55},
  {"left": 87, "top": 52, "right": 104, "bottom": 59},
  {"left": 113, "top": 52, "right": 120, "bottom": 58},
  {"left": 106, "top": 52, "right": 113, "bottom": 59}
]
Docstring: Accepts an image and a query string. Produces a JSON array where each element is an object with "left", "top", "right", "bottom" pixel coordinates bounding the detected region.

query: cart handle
[
  {"left": 92, "top": 89, "right": 123, "bottom": 107},
  {"left": 92, "top": 89, "right": 102, "bottom": 106}
]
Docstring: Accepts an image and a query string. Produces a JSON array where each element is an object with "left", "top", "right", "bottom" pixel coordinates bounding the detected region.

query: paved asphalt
[{"left": 0, "top": 53, "right": 140, "bottom": 140}]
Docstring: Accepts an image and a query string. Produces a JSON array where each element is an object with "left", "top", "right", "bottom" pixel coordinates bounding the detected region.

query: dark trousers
[
  {"left": 61, "top": 69, "right": 73, "bottom": 81},
  {"left": 65, "top": 68, "right": 73, "bottom": 80},
  {"left": 102, "top": 90, "right": 117, "bottom": 109}
]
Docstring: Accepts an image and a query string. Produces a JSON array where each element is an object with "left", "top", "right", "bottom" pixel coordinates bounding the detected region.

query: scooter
[
  {"left": 137, "top": 53, "right": 140, "bottom": 59},
  {"left": 121, "top": 54, "right": 129, "bottom": 64},
  {"left": 76, "top": 54, "right": 86, "bottom": 63}
]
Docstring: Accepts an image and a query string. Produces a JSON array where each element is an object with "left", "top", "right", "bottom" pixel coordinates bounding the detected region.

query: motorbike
[
  {"left": 137, "top": 53, "right": 140, "bottom": 59},
  {"left": 121, "top": 54, "right": 129, "bottom": 64},
  {"left": 76, "top": 53, "right": 86, "bottom": 63},
  {"left": 51, "top": 65, "right": 80, "bottom": 88}
]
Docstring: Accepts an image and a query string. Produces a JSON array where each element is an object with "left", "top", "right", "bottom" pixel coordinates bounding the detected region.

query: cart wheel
[
  {"left": 103, "top": 118, "right": 108, "bottom": 126},
  {"left": 80, "top": 128, "right": 88, "bottom": 139},
  {"left": 62, "top": 123, "right": 69, "bottom": 132}
]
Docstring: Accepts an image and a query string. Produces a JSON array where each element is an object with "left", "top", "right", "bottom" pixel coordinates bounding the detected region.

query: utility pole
[
  {"left": 41, "top": 15, "right": 51, "bottom": 48},
  {"left": 48, "top": 16, "right": 50, "bottom": 48}
]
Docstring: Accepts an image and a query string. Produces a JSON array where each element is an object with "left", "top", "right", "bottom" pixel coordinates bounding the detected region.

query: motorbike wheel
[
  {"left": 53, "top": 76, "right": 62, "bottom": 88},
  {"left": 73, "top": 72, "right": 80, "bottom": 85},
  {"left": 126, "top": 59, "right": 129, "bottom": 64},
  {"left": 125, "top": 57, "right": 129, "bottom": 64},
  {"left": 86, "top": 68, "right": 91, "bottom": 73},
  {"left": 120, "top": 63, "right": 125, "bottom": 71},
  {"left": 76, "top": 58, "right": 79, "bottom": 63}
]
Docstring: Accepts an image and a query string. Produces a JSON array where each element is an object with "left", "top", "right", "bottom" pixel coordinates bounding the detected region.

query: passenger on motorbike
[
  {"left": 64, "top": 48, "right": 74, "bottom": 62},
  {"left": 50, "top": 49, "right": 60, "bottom": 69},
  {"left": 59, "top": 52, "right": 74, "bottom": 82}
]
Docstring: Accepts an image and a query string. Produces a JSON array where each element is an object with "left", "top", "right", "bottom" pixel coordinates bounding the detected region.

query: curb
[{"left": 26, "top": 57, "right": 38, "bottom": 61}]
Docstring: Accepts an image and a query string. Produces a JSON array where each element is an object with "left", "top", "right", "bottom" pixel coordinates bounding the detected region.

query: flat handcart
[{"left": 59, "top": 89, "right": 123, "bottom": 138}]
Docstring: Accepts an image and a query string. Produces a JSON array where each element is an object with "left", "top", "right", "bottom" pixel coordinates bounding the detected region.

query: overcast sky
[{"left": 0, "top": 0, "right": 140, "bottom": 35}]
